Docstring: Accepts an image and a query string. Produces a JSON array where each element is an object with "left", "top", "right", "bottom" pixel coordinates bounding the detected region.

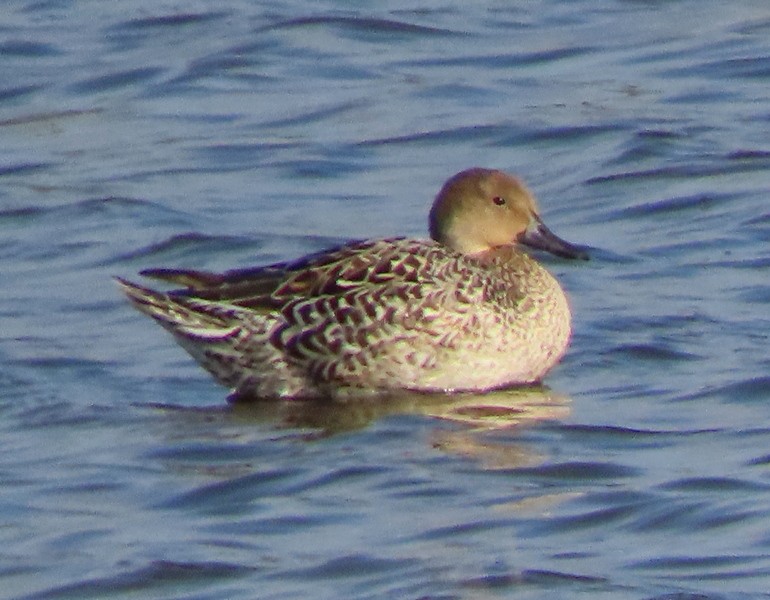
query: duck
[{"left": 117, "top": 168, "right": 587, "bottom": 401}]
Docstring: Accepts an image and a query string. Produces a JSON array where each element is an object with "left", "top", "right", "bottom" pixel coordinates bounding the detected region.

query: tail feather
[
  {"left": 139, "top": 268, "right": 224, "bottom": 289},
  {"left": 115, "top": 277, "right": 240, "bottom": 342}
]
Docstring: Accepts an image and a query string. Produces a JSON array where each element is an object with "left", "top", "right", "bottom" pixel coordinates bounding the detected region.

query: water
[{"left": 2, "top": 0, "right": 770, "bottom": 598}]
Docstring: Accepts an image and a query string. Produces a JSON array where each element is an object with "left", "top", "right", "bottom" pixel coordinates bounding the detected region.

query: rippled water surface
[{"left": 3, "top": 1, "right": 770, "bottom": 598}]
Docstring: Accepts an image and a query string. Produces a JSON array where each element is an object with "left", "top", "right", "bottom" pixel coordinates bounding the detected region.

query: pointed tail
[{"left": 115, "top": 277, "right": 239, "bottom": 342}]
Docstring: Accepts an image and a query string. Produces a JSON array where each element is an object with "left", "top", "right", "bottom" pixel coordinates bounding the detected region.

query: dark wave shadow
[{"left": 255, "top": 15, "right": 459, "bottom": 38}]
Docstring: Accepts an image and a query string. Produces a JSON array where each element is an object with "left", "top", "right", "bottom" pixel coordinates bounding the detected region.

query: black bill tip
[{"left": 518, "top": 217, "right": 589, "bottom": 260}]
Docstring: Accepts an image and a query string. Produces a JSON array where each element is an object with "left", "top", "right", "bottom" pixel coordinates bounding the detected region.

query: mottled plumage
[{"left": 118, "top": 168, "right": 586, "bottom": 400}]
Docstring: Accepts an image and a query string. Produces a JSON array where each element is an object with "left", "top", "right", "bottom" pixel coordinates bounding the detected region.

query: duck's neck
[
  {"left": 468, "top": 245, "right": 558, "bottom": 293},
  {"left": 466, "top": 245, "right": 529, "bottom": 267}
]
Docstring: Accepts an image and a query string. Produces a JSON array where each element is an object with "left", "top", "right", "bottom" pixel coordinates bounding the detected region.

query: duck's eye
[{"left": 492, "top": 196, "right": 506, "bottom": 206}]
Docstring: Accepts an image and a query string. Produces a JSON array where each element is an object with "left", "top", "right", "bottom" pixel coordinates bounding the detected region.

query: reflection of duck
[
  {"left": 230, "top": 385, "right": 571, "bottom": 438},
  {"left": 118, "top": 168, "right": 586, "bottom": 400},
  {"left": 146, "top": 387, "right": 571, "bottom": 472}
]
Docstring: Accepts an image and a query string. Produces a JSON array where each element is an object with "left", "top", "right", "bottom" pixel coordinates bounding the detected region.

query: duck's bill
[{"left": 518, "top": 217, "right": 589, "bottom": 260}]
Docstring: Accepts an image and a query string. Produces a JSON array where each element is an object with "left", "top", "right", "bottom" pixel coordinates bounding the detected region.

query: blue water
[{"left": 3, "top": 1, "right": 770, "bottom": 598}]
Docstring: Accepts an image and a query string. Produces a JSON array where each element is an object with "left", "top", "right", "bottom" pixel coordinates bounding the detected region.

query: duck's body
[{"left": 118, "top": 168, "right": 586, "bottom": 401}]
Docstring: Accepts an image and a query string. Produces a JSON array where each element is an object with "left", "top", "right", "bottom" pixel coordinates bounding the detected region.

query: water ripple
[
  {"left": 0, "top": 84, "right": 42, "bottom": 102},
  {"left": 358, "top": 123, "right": 508, "bottom": 147},
  {"left": 0, "top": 108, "right": 102, "bottom": 127},
  {"left": 395, "top": 46, "right": 595, "bottom": 69},
  {"left": 658, "top": 477, "right": 770, "bottom": 493},
  {"left": 112, "top": 11, "right": 230, "bottom": 31},
  {"left": 694, "top": 56, "right": 770, "bottom": 80},
  {"left": 607, "top": 193, "right": 725, "bottom": 220},
  {"left": 274, "top": 553, "right": 413, "bottom": 580},
  {"left": 0, "top": 162, "right": 51, "bottom": 177},
  {"left": 114, "top": 232, "right": 260, "bottom": 264},
  {"left": 258, "top": 16, "right": 459, "bottom": 38},
  {"left": 160, "top": 468, "right": 307, "bottom": 514},
  {"left": 69, "top": 67, "right": 165, "bottom": 95},
  {"left": 682, "top": 376, "right": 770, "bottom": 404},
  {"left": 21, "top": 560, "right": 255, "bottom": 600},
  {"left": 586, "top": 158, "right": 770, "bottom": 185},
  {"left": 605, "top": 343, "right": 703, "bottom": 362},
  {"left": 462, "top": 568, "right": 607, "bottom": 590},
  {"left": 516, "top": 461, "right": 640, "bottom": 480},
  {"left": 0, "top": 40, "right": 60, "bottom": 57}
]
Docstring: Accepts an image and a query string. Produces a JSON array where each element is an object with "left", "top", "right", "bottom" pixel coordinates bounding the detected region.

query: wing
[{"left": 139, "top": 238, "right": 460, "bottom": 309}]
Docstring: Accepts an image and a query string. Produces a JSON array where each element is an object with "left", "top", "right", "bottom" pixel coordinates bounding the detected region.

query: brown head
[{"left": 429, "top": 168, "right": 587, "bottom": 259}]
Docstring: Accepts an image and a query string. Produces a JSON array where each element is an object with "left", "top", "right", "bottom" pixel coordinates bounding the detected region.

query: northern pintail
[{"left": 117, "top": 168, "right": 587, "bottom": 400}]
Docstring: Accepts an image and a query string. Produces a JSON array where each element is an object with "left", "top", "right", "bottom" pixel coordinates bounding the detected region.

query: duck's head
[{"left": 429, "top": 168, "right": 587, "bottom": 259}]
